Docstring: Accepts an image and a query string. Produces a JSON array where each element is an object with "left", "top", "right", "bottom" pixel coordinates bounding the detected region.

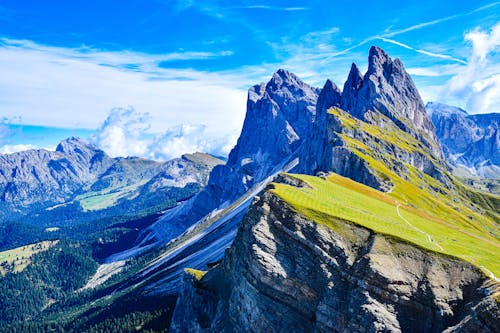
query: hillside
[{"left": 170, "top": 47, "right": 500, "bottom": 332}]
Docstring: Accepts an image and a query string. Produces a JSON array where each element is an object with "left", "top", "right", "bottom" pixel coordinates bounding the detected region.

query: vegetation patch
[
  {"left": 0, "top": 240, "right": 59, "bottom": 275},
  {"left": 184, "top": 268, "right": 207, "bottom": 281},
  {"left": 272, "top": 173, "right": 500, "bottom": 278}
]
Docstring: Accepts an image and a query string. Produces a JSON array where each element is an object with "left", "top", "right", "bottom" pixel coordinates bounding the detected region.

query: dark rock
[{"left": 170, "top": 188, "right": 497, "bottom": 333}]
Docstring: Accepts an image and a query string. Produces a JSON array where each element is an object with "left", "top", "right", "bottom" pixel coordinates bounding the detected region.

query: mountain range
[
  {"left": 427, "top": 101, "right": 499, "bottom": 179},
  {"left": 0, "top": 46, "right": 498, "bottom": 332}
]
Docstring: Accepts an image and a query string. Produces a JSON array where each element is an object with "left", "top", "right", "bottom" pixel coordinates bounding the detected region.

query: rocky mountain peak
[
  {"left": 55, "top": 137, "right": 96, "bottom": 154},
  {"left": 340, "top": 46, "right": 439, "bottom": 156},
  {"left": 366, "top": 45, "right": 393, "bottom": 75},
  {"left": 345, "top": 63, "right": 363, "bottom": 90},
  {"left": 318, "top": 79, "right": 341, "bottom": 112},
  {"left": 426, "top": 102, "right": 468, "bottom": 116},
  {"left": 265, "top": 68, "right": 319, "bottom": 103}
]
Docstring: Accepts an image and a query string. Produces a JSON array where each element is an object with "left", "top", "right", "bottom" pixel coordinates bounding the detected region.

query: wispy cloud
[
  {"left": 0, "top": 144, "right": 38, "bottom": 155},
  {"left": 443, "top": 23, "right": 500, "bottom": 113},
  {"left": 0, "top": 37, "right": 252, "bottom": 158},
  {"left": 241, "top": 5, "right": 307, "bottom": 11},
  {"left": 322, "top": 2, "right": 498, "bottom": 63},
  {"left": 380, "top": 38, "right": 467, "bottom": 64}
]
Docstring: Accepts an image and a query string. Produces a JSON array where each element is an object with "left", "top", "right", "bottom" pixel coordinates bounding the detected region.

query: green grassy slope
[
  {"left": 272, "top": 173, "right": 499, "bottom": 278},
  {"left": 0, "top": 240, "right": 59, "bottom": 275},
  {"left": 272, "top": 107, "right": 499, "bottom": 279}
]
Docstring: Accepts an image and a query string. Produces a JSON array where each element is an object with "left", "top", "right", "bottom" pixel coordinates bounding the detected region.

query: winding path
[{"left": 396, "top": 204, "right": 444, "bottom": 252}]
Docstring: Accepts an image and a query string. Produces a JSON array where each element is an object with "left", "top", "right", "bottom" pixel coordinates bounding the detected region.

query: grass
[
  {"left": 75, "top": 181, "right": 147, "bottom": 211},
  {"left": 184, "top": 268, "right": 207, "bottom": 281},
  {"left": 0, "top": 240, "right": 59, "bottom": 275},
  {"left": 272, "top": 172, "right": 499, "bottom": 279}
]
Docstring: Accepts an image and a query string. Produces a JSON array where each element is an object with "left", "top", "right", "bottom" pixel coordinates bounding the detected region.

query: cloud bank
[
  {"left": 443, "top": 23, "right": 500, "bottom": 114},
  {"left": 90, "top": 107, "right": 238, "bottom": 160}
]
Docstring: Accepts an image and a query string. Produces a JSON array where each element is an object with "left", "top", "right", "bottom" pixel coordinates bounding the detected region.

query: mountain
[
  {"left": 169, "top": 47, "right": 499, "bottom": 332},
  {"left": 0, "top": 137, "right": 221, "bottom": 214},
  {"left": 118, "top": 68, "right": 320, "bottom": 256},
  {"left": 1, "top": 47, "right": 498, "bottom": 332},
  {"left": 427, "top": 101, "right": 500, "bottom": 179},
  {"left": 0, "top": 138, "right": 223, "bottom": 249},
  {"left": 0, "top": 137, "right": 112, "bottom": 208}
]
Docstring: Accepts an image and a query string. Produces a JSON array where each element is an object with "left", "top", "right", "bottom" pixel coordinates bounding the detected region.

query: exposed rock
[
  {"left": 341, "top": 47, "right": 441, "bottom": 158},
  {"left": 0, "top": 138, "right": 221, "bottom": 217},
  {"left": 141, "top": 69, "right": 320, "bottom": 244},
  {"left": 171, "top": 188, "right": 497, "bottom": 333},
  {"left": 427, "top": 102, "right": 500, "bottom": 179},
  {"left": 0, "top": 137, "right": 113, "bottom": 207}
]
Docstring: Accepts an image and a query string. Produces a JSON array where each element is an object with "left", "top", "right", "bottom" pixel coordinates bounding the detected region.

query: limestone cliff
[{"left": 170, "top": 185, "right": 498, "bottom": 333}]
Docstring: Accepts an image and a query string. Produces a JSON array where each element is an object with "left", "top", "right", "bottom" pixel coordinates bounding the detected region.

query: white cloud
[
  {"left": 91, "top": 107, "right": 238, "bottom": 160},
  {"left": 0, "top": 38, "right": 248, "bottom": 135},
  {"left": 0, "top": 144, "right": 38, "bottom": 154},
  {"left": 151, "top": 124, "right": 237, "bottom": 160},
  {"left": 443, "top": 23, "right": 500, "bottom": 113},
  {"left": 90, "top": 107, "right": 152, "bottom": 157}
]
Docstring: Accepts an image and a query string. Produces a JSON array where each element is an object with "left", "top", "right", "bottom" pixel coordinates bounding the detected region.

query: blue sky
[{"left": 0, "top": 0, "right": 498, "bottom": 158}]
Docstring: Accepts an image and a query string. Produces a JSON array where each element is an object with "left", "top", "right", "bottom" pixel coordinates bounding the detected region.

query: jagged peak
[
  {"left": 56, "top": 137, "right": 97, "bottom": 153},
  {"left": 344, "top": 63, "right": 363, "bottom": 91},
  {"left": 318, "top": 79, "right": 341, "bottom": 111},
  {"left": 322, "top": 79, "right": 340, "bottom": 93},
  {"left": 366, "top": 45, "right": 406, "bottom": 80},
  {"left": 266, "top": 68, "right": 310, "bottom": 93}
]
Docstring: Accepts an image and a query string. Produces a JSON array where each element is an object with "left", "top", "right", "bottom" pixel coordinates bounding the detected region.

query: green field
[
  {"left": 272, "top": 172, "right": 500, "bottom": 279},
  {"left": 75, "top": 181, "right": 147, "bottom": 211},
  {"left": 0, "top": 240, "right": 59, "bottom": 275}
]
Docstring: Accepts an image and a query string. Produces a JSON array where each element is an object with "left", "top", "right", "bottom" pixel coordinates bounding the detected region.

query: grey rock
[
  {"left": 0, "top": 138, "right": 221, "bottom": 216},
  {"left": 141, "top": 69, "right": 319, "bottom": 244},
  {"left": 170, "top": 186, "right": 497, "bottom": 333},
  {"left": 427, "top": 102, "right": 500, "bottom": 179},
  {"left": 341, "top": 47, "right": 441, "bottom": 158}
]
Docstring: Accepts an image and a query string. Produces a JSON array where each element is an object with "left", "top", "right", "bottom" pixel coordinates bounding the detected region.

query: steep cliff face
[
  {"left": 427, "top": 102, "right": 500, "bottom": 179},
  {"left": 316, "top": 47, "right": 450, "bottom": 191},
  {"left": 170, "top": 187, "right": 498, "bottom": 333},
  {"left": 340, "top": 47, "right": 438, "bottom": 151},
  {"left": 140, "top": 69, "right": 319, "bottom": 245}
]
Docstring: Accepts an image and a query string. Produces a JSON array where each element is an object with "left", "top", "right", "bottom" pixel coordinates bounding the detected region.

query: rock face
[
  {"left": 313, "top": 47, "right": 448, "bottom": 190},
  {"left": 0, "top": 138, "right": 221, "bottom": 217},
  {"left": 427, "top": 102, "right": 500, "bottom": 179},
  {"left": 141, "top": 69, "right": 320, "bottom": 244},
  {"left": 340, "top": 47, "right": 439, "bottom": 150},
  {"left": 168, "top": 47, "right": 499, "bottom": 332},
  {"left": 170, "top": 188, "right": 498, "bottom": 333},
  {"left": 0, "top": 137, "right": 113, "bottom": 207}
]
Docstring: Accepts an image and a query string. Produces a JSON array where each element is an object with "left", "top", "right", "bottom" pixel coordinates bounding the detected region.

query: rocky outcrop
[
  {"left": 340, "top": 47, "right": 439, "bottom": 152},
  {"left": 427, "top": 102, "right": 500, "bottom": 179},
  {"left": 314, "top": 47, "right": 449, "bottom": 190},
  {"left": 141, "top": 69, "right": 320, "bottom": 244},
  {"left": 170, "top": 186, "right": 498, "bottom": 333}
]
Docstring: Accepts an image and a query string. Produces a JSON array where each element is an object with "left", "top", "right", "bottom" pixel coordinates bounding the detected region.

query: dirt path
[{"left": 396, "top": 204, "right": 444, "bottom": 251}]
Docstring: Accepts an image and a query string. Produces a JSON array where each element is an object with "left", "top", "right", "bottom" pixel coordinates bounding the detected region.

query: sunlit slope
[
  {"left": 0, "top": 240, "right": 59, "bottom": 275},
  {"left": 272, "top": 107, "right": 499, "bottom": 278},
  {"left": 272, "top": 173, "right": 499, "bottom": 278}
]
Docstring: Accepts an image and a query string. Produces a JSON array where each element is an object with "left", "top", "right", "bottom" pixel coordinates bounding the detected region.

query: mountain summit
[{"left": 169, "top": 47, "right": 499, "bottom": 332}]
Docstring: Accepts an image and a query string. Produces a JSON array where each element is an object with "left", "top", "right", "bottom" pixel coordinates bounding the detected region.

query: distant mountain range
[
  {"left": 0, "top": 137, "right": 222, "bottom": 215},
  {"left": 427, "top": 101, "right": 499, "bottom": 179}
]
